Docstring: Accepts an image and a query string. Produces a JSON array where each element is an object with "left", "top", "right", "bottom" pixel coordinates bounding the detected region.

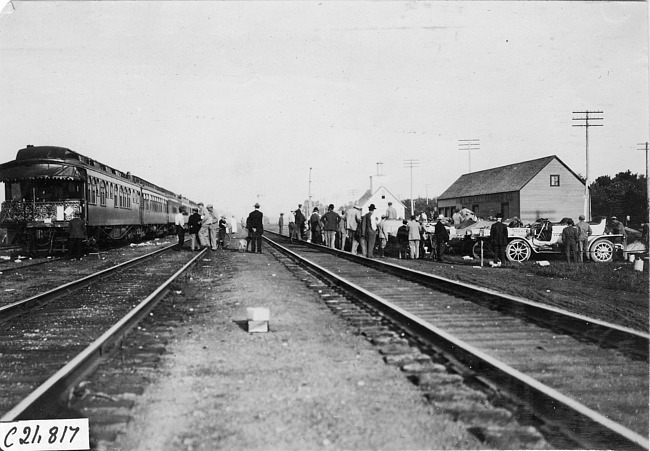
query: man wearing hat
[
  {"left": 360, "top": 204, "right": 378, "bottom": 258},
  {"left": 278, "top": 213, "right": 285, "bottom": 235},
  {"left": 576, "top": 215, "right": 592, "bottom": 262},
  {"left": 321, "top": 203, "right": 341, "bottom": 249},
  {"left": 294, "top": 204, "right": 306, "bottom": 241},
  {"left": 247, "top": 202, "right": 264, "bottom": 253},
  {"left": 205, "top": 204, "right": 219, "bottom": 250},
  {"left": 489, "top": 211, "right": 509, "bottom": 267},
  {"left": 344, "top": 202, "right": 362, "bottom": 254},
  {"left": 433, "top": 214, "right": 449, "bottom": 262},
  {"left": 187, "top": 207, "right": 202, "bottom": 251}
]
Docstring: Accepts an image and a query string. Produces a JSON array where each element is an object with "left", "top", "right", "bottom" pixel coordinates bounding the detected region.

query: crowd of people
[
  {"left": 276, "top": 202, "right": 453, "bottom": 261},
  {"left": 174, "top": 203, "right": 239, "bottom": 251}
]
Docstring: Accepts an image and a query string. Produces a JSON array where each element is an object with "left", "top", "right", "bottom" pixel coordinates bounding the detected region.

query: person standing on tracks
[
  {"left": 187, "top": 207, "right": 202, "bottom": 251},
  {"left": 359, "top": 204, "right": 378, "bottom": 258},
  {"left": 576, "top": 215, "right": 592, "bottom": 262},
  {"left": 278, "top": 213, "right": 285, "bottom": 235},
  {"left": 247, "top": 202, "right": 264, "bottom": 253},
  {"left": 385, "top": 202, "right": 397, "bottom": 220},
  {"left": 344, "top": 203, "right": 362, "bottom": 255},
  {"left": 407, "top": 215, "right": 421, "bottom": 260},
  {"left": 397, "top": 219, "right": 409, "bottom": 258},
  {"left": 173, "top": 206, "right": 187, "bottom": 250},
  {"left": 320, "top": 204, "right": 340, "bottom": 249},
  {"left": 68, "top": 211, "right": 87, "bottom": 260},
  {"left": 218, "top": 215, "right": 228, "bottom": 248},
  {"left": 376, "top": 214, "right": 388, "bottom": 258},
  {"left": 490, "top": 212, "right": 509, "bottom": 267},
  {"left": 562, "top": 218, "right": 580, "bottom": 264},
  {"left": 288, "top": 210, "right": 297, "bottom": 243},
  {"left": 433, "top": 214, "right": 450, "bottom": 262},
  {"left": 337, "top": 208, "right": 347, "bottom": 250},
  {"left": 205, "top": 205, "right": 219, "bottom": 250},
  {"left": 197, "top": 202, "right": 209, "bottom": 248},
  {"left": 309, "top": 207, "right": 322, "bottom": 244},
  {"left": 294, "top": 204, "right": 306, "bottom": 241}
]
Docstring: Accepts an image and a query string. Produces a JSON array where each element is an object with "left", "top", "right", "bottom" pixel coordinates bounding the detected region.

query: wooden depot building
[{"left": 437, "top": 155, "right": 585, "bottom": 223}]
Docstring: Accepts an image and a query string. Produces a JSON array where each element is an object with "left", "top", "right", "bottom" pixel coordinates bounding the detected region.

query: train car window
[{"left": 100, "top": 181, "right": 106, "bottom": 206}]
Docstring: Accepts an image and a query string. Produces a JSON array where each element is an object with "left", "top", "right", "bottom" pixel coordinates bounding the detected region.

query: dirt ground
[{"left": 111, "top": 247, "right": 488, "bottom": 451}]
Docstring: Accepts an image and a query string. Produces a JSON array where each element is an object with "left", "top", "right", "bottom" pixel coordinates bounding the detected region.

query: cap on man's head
[
  {"left": 298, "top": 204, "right": 302, "bottom": 208},
  {"left": 254, "top": 203, "right": 260, "bottom": 208},
  {"left": 328, "top": 204, "right": 334, "bottom": 210},
  {"left": 313, "top": 207, "right": 319, "bottom": 212},
  {"left": 438, "top": 214, "right": 445, "bottom": 220},
  {"left": 388, "top": 202, "right": 392, "bottom": 205},
  {"left": 280, "top": 213, "right": 284, "bottom": 215},
  {"left": 198, "top": 202, "right": 204, "bottom": 206},
  {"left": 611, "top": 216, "right": 617, "bottom": 220},
  {"left": 207, "top": 204, "right": 213, "bottom": 209},
  {"left": 579, "top": 215, "right": 585, "bottom": 220},
  {"left": 368, "top": 204, "right": 376, "bottom": 211},
  {"left": 496, "top": 212, "right": 503, "bottom": 218},
  {"left": 192, "top": 208, "right": 199, "bottom": 212}
]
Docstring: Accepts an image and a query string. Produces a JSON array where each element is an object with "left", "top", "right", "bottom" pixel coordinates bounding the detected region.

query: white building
[{"left": 356, "top": 186, "right": 407, "bottom": 219}]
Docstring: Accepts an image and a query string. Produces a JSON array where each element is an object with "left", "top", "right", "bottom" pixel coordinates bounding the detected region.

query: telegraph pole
[
  {"left": 573, "top": 110, "right": 603, "bottom": 220},
  {"left": 425, "top": 184, "right": 431, "bottom": 205},
  {"left": 458, "top": 139, "right": 480, "bottom": 173},
  {"left": 403, "top": 159, "right": 419, "bottom": 216},
  {"left": 638, "top": 141, "right": 649, "bottom": 228},
  {"left": 308, "top": 167, "right": 312, "bottom": 217}
]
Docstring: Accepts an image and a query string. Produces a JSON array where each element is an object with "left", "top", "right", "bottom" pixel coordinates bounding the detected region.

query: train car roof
[{"left": 3, "top": 145, "right": 193, "bottom": 203}]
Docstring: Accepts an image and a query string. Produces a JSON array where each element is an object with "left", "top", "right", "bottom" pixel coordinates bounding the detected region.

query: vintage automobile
[{"left": 448, "top": 217, "right": 622, "bottom": 263}]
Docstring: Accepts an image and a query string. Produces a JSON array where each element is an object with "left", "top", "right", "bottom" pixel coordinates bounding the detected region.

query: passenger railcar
[{"left": 0, "top": 145, "right": 196, "bottom": 254}]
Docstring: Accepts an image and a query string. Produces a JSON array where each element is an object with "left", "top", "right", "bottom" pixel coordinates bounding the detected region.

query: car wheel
[
  {"left": 590, "top": 239, "right": 614, "bottom": 263},
  {"left": 506, "top": 239, "right": 531, "bottom": 262}
]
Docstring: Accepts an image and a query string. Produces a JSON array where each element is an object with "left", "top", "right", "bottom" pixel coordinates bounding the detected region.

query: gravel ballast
[{"left": 113, "top": 248, "right": 487, "bottom": 450}]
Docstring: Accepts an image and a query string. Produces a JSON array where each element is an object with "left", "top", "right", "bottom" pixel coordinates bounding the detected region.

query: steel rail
[
  {"left": 264, "top": 235, "right": 649, "bottom": 451},
  {"left": 265, "top": 232, "right": 649, "bottom": 360},
  {"left": 0, "top": 243, "right": 184, "bottom": 321},
  {"left": 0, "top": 247, "right": 207, "bottom": 422}
]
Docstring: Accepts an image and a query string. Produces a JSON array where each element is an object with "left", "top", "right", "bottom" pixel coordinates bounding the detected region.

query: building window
[{"left": 550, "top": 175, "right": 560, "bottom": 186}]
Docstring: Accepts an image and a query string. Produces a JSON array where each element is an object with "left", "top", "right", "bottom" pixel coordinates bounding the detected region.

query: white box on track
[{"left": 247, "top": 307, "right": 270, "bottom": 321}]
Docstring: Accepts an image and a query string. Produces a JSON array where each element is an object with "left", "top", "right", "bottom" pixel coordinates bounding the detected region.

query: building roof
[
  {"left": 356, "top": 186, "right": 407, "bottom": 208},
  {"left": 438, "top": 155, "right": 582, "bottom": 200}
]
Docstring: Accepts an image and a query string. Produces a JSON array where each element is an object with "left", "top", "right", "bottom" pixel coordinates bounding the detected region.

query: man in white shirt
[{"left": 174, "top": 206, "right": 187, "bottom": 250}]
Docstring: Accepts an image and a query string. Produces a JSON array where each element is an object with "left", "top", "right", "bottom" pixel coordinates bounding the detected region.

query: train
[{"left": 0, "top": 145, "right": 197, "bottom": 254}]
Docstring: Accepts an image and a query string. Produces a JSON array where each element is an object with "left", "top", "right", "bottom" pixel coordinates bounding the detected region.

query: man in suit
[
  {"left": 360, "top": 204, "right": 378, "bottom": 258},
  {"left": 247, "top": 202, "right": 264, "bottom": 253},
  {"left": 490, "top": 211, "right": 509, "bottom": 267}
]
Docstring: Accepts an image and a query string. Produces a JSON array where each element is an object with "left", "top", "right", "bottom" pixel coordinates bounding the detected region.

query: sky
[{"left": 0, "top": 1, "right": 648, "bottom": 219}]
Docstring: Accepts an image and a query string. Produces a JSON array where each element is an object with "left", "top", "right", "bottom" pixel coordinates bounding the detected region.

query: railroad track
[
  {"left": 264, "top": 232, "right": 649, "bottom": 450},
  {"left": 0, "top": 245, "right": 207, "bottom": 424}
]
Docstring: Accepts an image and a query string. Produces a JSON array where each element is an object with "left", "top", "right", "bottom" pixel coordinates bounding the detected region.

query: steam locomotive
[{"left": 0, "top": 145, "right": 197, "bottom": 254}]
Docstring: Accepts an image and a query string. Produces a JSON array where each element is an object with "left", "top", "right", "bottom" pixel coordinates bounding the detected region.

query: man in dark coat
[
  {"left": 294, "top": 204, "right": 306, "bottom": 241},
  {"left": 67, "top": 211, "right": 87, "bottom": 260},
  {"left": 247, "top": 203, "right": 264, "bottom": 253},
  {"left": 561, "top": 218, "right": 580, "bottom": 263},
  {"left": 187, "top": 208, "right": 202, "bottom": 251},
  {"left": 359, "top": 204, "right": 378, "bottom": 258},
  {"left": 433, "top": 214, "right": 450, "bottom": 262},
  {"left": 490, "top": 211, "right": 509, "bottom": 267}
]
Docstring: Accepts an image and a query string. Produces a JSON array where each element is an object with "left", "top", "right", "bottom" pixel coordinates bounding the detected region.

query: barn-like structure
[{"left": 437, "top": 155, "right": 585, "bottom": 223}]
